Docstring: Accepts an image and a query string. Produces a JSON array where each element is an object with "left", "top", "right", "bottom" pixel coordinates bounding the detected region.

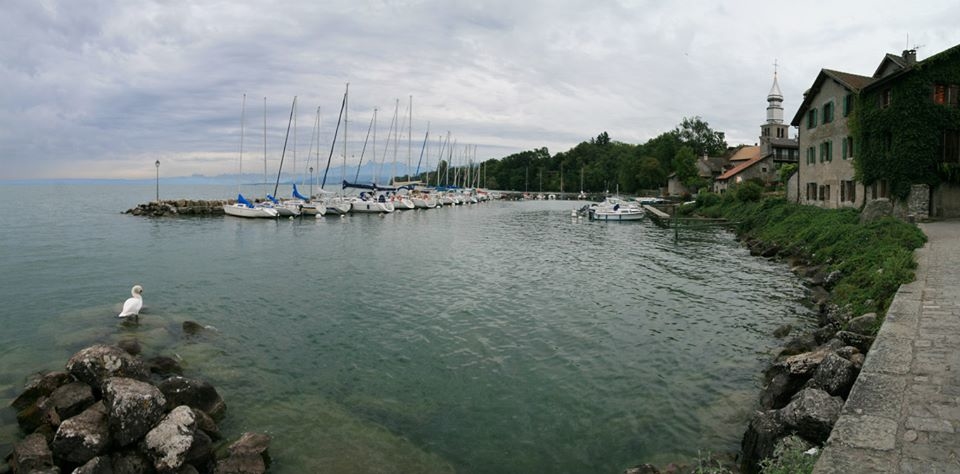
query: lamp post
[
  {"left": 309, "top": 166, "right": 314, "bottom": 199},
  {"left": 155, "top": 160, "right": 160, "bottom": 203}
]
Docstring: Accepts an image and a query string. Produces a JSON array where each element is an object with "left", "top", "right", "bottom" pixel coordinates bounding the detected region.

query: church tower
[{"left": 760, "top": 65, "right": 790, "bottom": 156}]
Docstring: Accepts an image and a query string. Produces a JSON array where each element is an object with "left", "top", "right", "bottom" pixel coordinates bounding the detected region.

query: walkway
[{"left": 815, "top": 220, "right": 960, "bottom": 473}]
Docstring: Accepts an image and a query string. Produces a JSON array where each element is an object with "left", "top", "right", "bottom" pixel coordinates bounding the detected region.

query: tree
[
  {"left": 675, "top": 116, "right": 727, "bottom": 157},
  {"left": 673, "top": 145, "right": 703, "bottom": 190}
]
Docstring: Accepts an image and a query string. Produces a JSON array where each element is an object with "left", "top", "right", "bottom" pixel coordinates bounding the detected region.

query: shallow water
[{"left": 0, "top": 184, "right": 813, "bottom": 473}]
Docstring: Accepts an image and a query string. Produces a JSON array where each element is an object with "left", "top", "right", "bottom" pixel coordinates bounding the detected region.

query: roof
[
  {"left": 716, "top": 154, "right": 769, "bottom": 181},
  {"left": 768, "top": 137, "right": 799, "bottom": 148},
  {"left": 728, "top": 145, "right": 761, "bottom": 161},
  {"left": 768, "top": 73, "right": 783, "bottom": 100},
  {"left": 873, "top": 53, "right": 908, "bottom": 78},
  {"left": 864, "top": 44, "right": 960, "bottom": 93},
  {"left": 790, "top": 69, "right": 874, "bottom": 126}
]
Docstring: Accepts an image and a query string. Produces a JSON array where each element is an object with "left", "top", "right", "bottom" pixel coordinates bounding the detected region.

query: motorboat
[{"left": 588, "top": 197, "right": 644, "bottom": 221}]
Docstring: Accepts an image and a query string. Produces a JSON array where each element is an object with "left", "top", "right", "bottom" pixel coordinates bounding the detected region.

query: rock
[
  {"left": 145, "top": 356, "right": 184, "bottom": 377},
  {"left": 808, "top": 285, "right": 830, "bottom": 306},
  {"left": 835, "top": 346, "right": 860, "bottom": 360},
  {"left": 850, "top": 353, "right": 866, "bottom": 368},
  {"left": 860, "top": 198, "right": 893, "bottom": 224},
  {"left": 66, "top": 345, "right": 149, "bottom": 391},
  {"left": 191, "top": 407, "right": 221, "bottom": 440},
  {"left": 52, "top": 401, "right": 110, "bottom": 465},
  {"left": 761, "top": 243, "right": 780, "bottom": 258},
  {"left": 780, "top": 388, "right": 843, "bottom": 444},
  {"left": 762, "top": 346, "right": 835, "bottom": 409},
  {"left": 806, "top": 353, "right": 858, "bottom": 398},
  {"left": 182, "top": 321, "right": 206, "bottom": 336},
  {"left": 47, "top": 381, "right": 95, "bottom": 421},
  {"left": 624, "top": 464, "right": 659, "bottom": 474},
  {"left": 812, "top": 325, "right": 836, "bottom": 345},
  {"left": 117, "top": 339, "right": 142, "bottom": 356},
  {"left": 158, "top": 377, "right": 226, "bottom": 421},
  {"left": 102, "top": 377, "right": 167, "bottom": 447},
  {"left": 11, "top": 433, "right": 55, "bottom": 473},
  {"left": 847, "top": 313, "right": 879, "bottom": 335},
  {"left": 818, "top": 304, "right": 852, "bottom": 328},
  {"left": 16, "top": 396, "right": 59, "bottom": 434},
  {"left": 836, "top": 331, "right": 875, "bottom": 353},
  {"left": 773, "top": 324, "right": 792, "bottom": 339},
  {"left": 11, "top": 371, "right": 74, "bottom": 411},
  {"left": 74, "top": 455, "right": 114, "bottom": 474},
  {"left": 184, "top": 430, "right": 214, "bottom": 471},
  {"left": 778, "top": 332, "right": 817, "bottom": 357},
  {"left": 214, "top": 432, "right": 271, "bottom": 474},
  {"left": 768, "top": 435, "right": 815, "bottom": 467},
  {"left": 144, "top": 406, "right": 197, "bottom": 473},
  {"left": 110, "top": 449, "right": 156, "bottom": 474},
  {"left": 740, "top": 410, "right": 786, "bottom": 474}
]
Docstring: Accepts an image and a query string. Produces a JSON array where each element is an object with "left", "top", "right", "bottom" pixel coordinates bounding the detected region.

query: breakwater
[{"left": 125, "top": 199, "right": 232, "bottom": 217}]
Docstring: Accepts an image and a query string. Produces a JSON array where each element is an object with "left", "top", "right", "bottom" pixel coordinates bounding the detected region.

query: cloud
[{"left": 1, "top": 0, "right": 959, "bottom": 179}]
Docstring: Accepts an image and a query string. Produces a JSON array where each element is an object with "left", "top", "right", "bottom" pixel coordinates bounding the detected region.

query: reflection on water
[{"left": 0, "top": 185, "right": 813, "bottom": 473}]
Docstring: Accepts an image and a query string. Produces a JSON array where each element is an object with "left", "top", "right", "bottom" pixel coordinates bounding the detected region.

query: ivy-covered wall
[{"left": 854, "top": 46, "right": 960, "bottom": 199}]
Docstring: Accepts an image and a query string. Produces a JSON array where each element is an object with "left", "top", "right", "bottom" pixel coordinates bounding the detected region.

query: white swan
[{"left": 118, "top": 285, "right": 143, "bottom": 318}]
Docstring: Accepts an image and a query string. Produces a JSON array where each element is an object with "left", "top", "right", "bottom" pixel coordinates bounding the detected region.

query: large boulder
[
  {"left": 806, "top": 352, "right": 858, "bottom": 398},
  {"left": 52, "top": 401, "right": 110, "bottom": 465},
  {"left": 740, "top": 410, "right": 786, "bottom": 474},
  {"left": 11, "top": 371, "right": 74, "bottom": 411},
  {"left": 214, "top": 432, "right": 271, "bottom": 474},
  {"left": 47, "top": 381, "right": 95, "bottom": 421},
  {"left": 836, "top": 331, "right": 875, "bottom": 353},
  {"left": 780, "top": 388, "right": 843, "bottom": 443},
  {"left": 860, "top": 198, "right": 893, "bottom": 223},
  {"left": 102, "top": 377, "right": 167, "bottom": 447},
  {"left": 158, "top": 377, "right": 226, "bottom": 421},
  {"left": 846, "top": 313, "right": 879, "bottom": 335},
  {"left": 66, "top": 345, "right": 149, "bottom": 391},
  {"left": 16, "top": 396, "right": 59, "bottom": 435},
  {"left": 11, "top": 433, "right": 56, "bottom": 473},
  {"left": 143, "top": 405, "right": 198, "bottom": 472},
  {"left": 761, "top": 346, "right": 834, "bottom": 409}
]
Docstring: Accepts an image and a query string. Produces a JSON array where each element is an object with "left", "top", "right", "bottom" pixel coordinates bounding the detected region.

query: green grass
[{"left": 697, "top": 195, "right": 926, "bottom": 318}]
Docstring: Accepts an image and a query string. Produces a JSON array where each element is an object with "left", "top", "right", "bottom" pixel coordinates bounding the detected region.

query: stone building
[{"left": 791, "top": 44, "right": 960, "bottom": 218}]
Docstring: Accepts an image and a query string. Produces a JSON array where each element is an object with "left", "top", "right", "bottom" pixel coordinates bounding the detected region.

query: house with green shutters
[{"left": 790, "top": 44, "right": 960, "bottom": 218}]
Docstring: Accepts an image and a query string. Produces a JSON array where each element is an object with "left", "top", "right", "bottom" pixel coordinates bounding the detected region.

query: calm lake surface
[{"left": 0, "top": 183, "right": 813, "bottom": 473}]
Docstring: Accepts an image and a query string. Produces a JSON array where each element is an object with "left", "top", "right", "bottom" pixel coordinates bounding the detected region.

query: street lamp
[
  {"left": 155, "top": 160, "right": 160, "bottom": 203},
  {"left": 309, "top": 166, "right": 314, "bottom": 199}
]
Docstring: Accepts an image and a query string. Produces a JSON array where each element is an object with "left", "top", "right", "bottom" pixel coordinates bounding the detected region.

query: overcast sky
[{"left": 2, "top": 0, "right": 959, "bottom": 180}]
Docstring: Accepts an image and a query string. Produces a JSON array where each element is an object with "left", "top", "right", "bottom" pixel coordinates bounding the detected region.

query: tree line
[{"left": 417, "top": 117, "right": 728, "bottom": 194}]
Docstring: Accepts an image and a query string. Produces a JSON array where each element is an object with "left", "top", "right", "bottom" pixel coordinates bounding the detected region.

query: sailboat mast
[
  {"left": 273, "top": 96, "right": 297, "bottom": 198},
  {"left": 415, "top": 121, "right": 429, "bottom": 178},
  {"left": 355, "top": 109, "right": 376, "bottom": 182},
  {"left": 263, "top": 96, "right": 267, "bottom": 195},
  {"left": 237, "top": 94, "right": 245, "bottom": 195},
  {"left": 321, "top": 85, "right": 347, "bottom": 189},
  {"left": 407, "top": 95, "right": 412, "bottom": 182}
]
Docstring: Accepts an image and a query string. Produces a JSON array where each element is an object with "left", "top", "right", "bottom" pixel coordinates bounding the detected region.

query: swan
[{"left": 118, "top": 285, "right": 143, "bottom": 318}]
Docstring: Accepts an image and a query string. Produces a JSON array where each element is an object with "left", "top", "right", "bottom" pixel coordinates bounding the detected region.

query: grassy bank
[{"left": 693, "top": 189, "right": 926, "bottom": 323}]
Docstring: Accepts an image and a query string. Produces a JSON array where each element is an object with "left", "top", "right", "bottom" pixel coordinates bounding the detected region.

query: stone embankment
[
  {"left": 4, "top": 334, "right": 271, "bottom": 473},
  {"left": 125, "top": 200, "right": 232, "bottom": 217}
]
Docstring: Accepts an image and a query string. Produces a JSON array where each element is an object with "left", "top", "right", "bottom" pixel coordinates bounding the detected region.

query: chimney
[{"left": 903, "top": 49, "right": 917, "bottom": 66}]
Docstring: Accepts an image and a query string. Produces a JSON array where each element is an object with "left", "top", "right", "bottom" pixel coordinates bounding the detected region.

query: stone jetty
[
  {"left": 125, "top": 200, "right": 233, "bottom": 217},
  {"left": 5, "top": 341, "right": 270, "bottom": 473}
]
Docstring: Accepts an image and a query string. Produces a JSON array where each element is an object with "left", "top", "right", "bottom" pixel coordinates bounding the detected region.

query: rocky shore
[
  {"left": 3, "top": 336, "right": 271, "bottom": 473},
  {"left": 124, "top": 200, "right": 233, "bottom": 217},
  {"left": 625, "top": 235, "right": 880, "bottom": 474}
]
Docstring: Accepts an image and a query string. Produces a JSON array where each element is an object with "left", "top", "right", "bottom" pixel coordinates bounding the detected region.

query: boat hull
[
  {"left": 590, "top": 209, "right": 644, "bottom": 221},
  {"left": 350, "top": 201, "right": 394, "bottom": 213},
  {"left": 223, "top": 204, "right": 279, "bottom": 218}
]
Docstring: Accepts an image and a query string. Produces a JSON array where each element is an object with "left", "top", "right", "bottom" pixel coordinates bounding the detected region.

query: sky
[{"left": 2, "top": 0, "right": 960, "bottom": 180}]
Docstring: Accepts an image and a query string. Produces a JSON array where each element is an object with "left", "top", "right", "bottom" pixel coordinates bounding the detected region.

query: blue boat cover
[
  {"left": 292, "top": 184, "right": 309, "bottom": 201},
  {"left": 266, "top": 194, "right": 280, "bottom": 204},
  {"left": 237, "top": 194, "right": 254, "bottom": 208}
]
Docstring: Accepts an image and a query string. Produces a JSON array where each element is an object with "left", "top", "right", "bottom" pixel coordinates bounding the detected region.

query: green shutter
[{"left": 842, "top": 138, "right": 848, "bottom": 159}]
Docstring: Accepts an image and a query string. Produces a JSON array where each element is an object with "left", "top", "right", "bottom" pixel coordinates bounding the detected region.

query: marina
[{"left": 0, "top": 183, "right": 814, "bottom": 473}]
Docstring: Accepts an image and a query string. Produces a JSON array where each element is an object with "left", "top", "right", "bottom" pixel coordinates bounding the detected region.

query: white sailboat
[
  {"left": 318, "top": 84, "right": 353, "bottom": 215},
  {"left": 223, "top": 94, "right": 280, "bottom": 219}
]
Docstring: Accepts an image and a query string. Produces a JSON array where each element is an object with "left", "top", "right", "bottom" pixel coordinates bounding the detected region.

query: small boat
[
  {"left": 349, "top": 192, "right": 394, "bottom": 213},
  {"left": 588, "top": 197, "right": 644, "bottom": 221},
  {"left": 223, "top": 194, "right": 280, "bottom": 218}
]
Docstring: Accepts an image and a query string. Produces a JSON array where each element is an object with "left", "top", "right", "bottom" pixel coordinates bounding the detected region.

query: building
[
  {"left": 792, "top": 44, "right": 960, "bottom": 218},
  {"left": 714, "top": 71, "right": 798, "bottom": 193}
]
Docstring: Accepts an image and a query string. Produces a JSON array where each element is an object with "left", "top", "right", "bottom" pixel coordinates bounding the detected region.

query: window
[
  {"left": 819, "top": 141, "right": 833, "bottom": 163},
  {"left": 933, "top": 84, "right": 960, "bottom": 107},
  {"left": 807, "top": 108, "right": 818, "bottom": 129},
  {"left": 823, "top": 101, "right": 835, "bottom": 124},
  {"left": 841, "top": 180, "right": 856, "bottom": 202},
  {"left": 942, "top": 130, "right": 960, "bottom": 163},
  {"left": 881, "top": 89, "right": 892, "bottom": 108},
  {"left": 818, "top": 185, "right": 831, "bottom": 201},
  {"left": 806, "top": 146, "right": 816, "bottom": 165},
  {"left": 871, "top": 180, "right": 890, "bottom": 199},
  {"left": 806, "top": 182, "right": 818, "bottom": 200},
  {"left": 777, "top": 128, "right": 785, "bottom": 138},
  {"left": 841, "top": 136, "right": 854, "bottom": 160},
  {"left": 843, "top": 94, "right": 853, "bottom": 117}
]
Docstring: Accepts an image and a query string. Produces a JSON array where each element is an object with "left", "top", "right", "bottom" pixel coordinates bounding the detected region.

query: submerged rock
[
  {"left": 158, "top": 377, "right": 226, "bottom": 421},
  {"left": 214, "top": 432, "right": 272, "bottom": 474}
]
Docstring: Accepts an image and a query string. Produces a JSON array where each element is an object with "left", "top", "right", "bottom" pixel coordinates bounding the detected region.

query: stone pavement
[{"left": 815, "top": 220, "right": 960, "bottom": 473}]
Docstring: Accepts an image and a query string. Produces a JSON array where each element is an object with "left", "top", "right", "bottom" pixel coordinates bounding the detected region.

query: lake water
[{"left": 0, "top": 183, "right": 813, "bottom": 473}]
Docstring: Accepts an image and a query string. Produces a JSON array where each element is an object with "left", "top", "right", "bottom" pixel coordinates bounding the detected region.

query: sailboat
[
  {"left": 223, "top": 94, "right": 280, "bottom": 219},
  {"left": 317, "top": 84, "right": 354, "bottom": 215},
  {"left": 262, "top": 96, "right": 301, "bottom": 217},
  {"left": 345, "top": 104, "right": 394, "bottom": 214}
]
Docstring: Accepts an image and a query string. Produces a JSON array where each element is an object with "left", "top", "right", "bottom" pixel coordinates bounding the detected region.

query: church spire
[{"left": 766, "top": 61, "right": 784, "bottom": 124}]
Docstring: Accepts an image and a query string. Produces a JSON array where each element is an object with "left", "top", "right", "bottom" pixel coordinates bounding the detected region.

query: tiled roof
[
  {"left": 717, "top": 154, "right": 767, "bottom": 181},
  {"left": 728, "top": 145, "right": 761, "bottom": 161}
]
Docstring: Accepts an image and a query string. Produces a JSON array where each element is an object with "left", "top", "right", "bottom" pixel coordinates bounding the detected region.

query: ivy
[{"left": 854, "top": 46, "right": 960, "bottom": 199}]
